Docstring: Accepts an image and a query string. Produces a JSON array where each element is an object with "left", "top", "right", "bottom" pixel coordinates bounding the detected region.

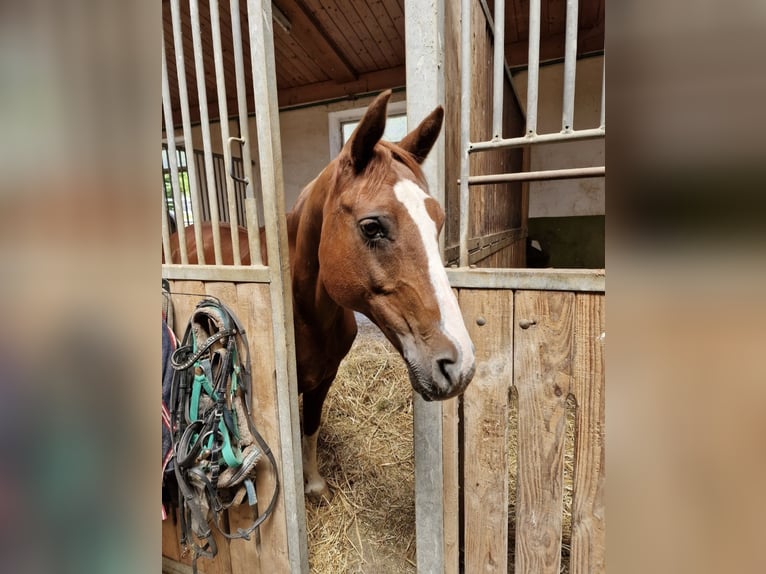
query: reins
[{"left": 168, "top": 295, "right": 280, "bottom": 573}]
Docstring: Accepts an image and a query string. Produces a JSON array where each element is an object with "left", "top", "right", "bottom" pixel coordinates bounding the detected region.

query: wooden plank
[
  {"left": 162, "top": 507, "right": 182, "bottom": 561},
  {"left": 188, "top": 283, "right": 240, "bottom": 574},
  {"left": 235, "top": 282, "right": 291, "bottom": 572},
  {"left": 514, "top": 290, "right": 574, "bottom": 574},
  {"left": 570, "top": 293, "right": 605, "bottom": 574},
  {"left": 462, "top": 289, "right": 514, "bottom": 572},
  {"left": 168, "top": 280, "right": 206, "bottom": 340},
  {"left": 277, "top": 65, "right": 406, "bottom": 109},
  {"left": 446, "top": 268, "right": 605, "bottom": 293},
  {"left": 442, "top": 395, "right": 460, "bottom": 574},
  {"left": 196, "top": 523, "right": 233, "bottom": 574},
  {"left": 278, "top": 0, "right": 357, "bottom": 82},
  {"left": 204, "top": 281, "right": 264, "bottom": 574},
  {"left": 163, "top": 556, "right": 193, "bottom": 574}
]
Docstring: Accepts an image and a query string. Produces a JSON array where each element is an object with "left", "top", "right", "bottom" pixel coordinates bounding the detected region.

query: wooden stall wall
[
  {"left": 456, "top": 288, "right": 605, "bottom": 574},
  {"left": 162, "top": 280, "right": 290, "bottom": 574},
  {"left": 444, "top": 2, "right": 527, "bottom": 269}
]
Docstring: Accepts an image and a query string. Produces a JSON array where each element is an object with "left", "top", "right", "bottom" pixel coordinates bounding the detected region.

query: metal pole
[
  {"left": 161, "top": 165, "right": 172, "bottom": 262},
  {"left": 405, "top": 0, "right": 448, "bottom": 571},
  {"left": 189, "top": 0, "right": 224, "bottom": 265},
  {"left": 600, "top": 55, "right": 606, "bottom": 129},
  {"left": 466, "top": 165, "right": 605, "bottom": 185},
  {"left": 169, "top": 0, "right": 206, "bottom": 263},
  {"left": 229, "top": 0, "right": 263, "bottom": 265},
  {"left": 492, "top": 0, "right": 505, "bottom": 140},
  {"left": 469, "top": 127, "right": 605, "bottom": 151},
  {"left": 248, "top": 0, "right": 309, "bottom": 571},
  {"left": 210, "top": 0, "right": 242, "bottom": 265},
  {"left": 459, "top": 0, "right": 473, "bottom": 268},
  {"left": 162, "top": 40, "right": 188, "bottom": 264},
  {"left": 526, "top": 0, "right": 541, "bottom": 135},
  {"left": 562, "top": 0, "right": 579, "bottom": 132}
]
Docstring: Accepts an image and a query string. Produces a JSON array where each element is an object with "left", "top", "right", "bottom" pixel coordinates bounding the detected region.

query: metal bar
[
  {"left": 248, "top": 1, "right": 309, "bottom": 571},
  {"left": 230, "top": 0, "right": 263, "bottom": 265},
  {"left": 169, "top": 0, "right": 206, "bottom": 264},
  {"left": 492, "top": 0, "right": 505, "bottom": 139},
  {"left": 210, "top": 0, "right": 242, "bottom": 265},
  {"left": 469, "top": 127, "right": 605, "bottom": 151},
  {"left": 562, "top": 0, "right": 579, "bottom": 132},
  {"left": 446, "top": 268, "right": 606, "bottom": 292},
  {"left": 458, "top": 0, "right": 473, "bottom": 267},
  {"left": 600, "top": 55, "right": 606, "bottom": 129},
  {"left": 526, "top": 0, "right": 541, "bottom": 135},
  {"left": 189, "top": 0, "right": 223, "bottom": 265},
  {"left": 405, "top": 0, "right": 448, "bottom": 571},
  {"left": 466, "top": 166, "right": 605, "bottom": 185},
  {"left": 478, "top": 0, "right": 517, "bottom": 98},
  {"left": 161, "top": 264, "right": 270, "bottom": 283},
  {"left": 162, "top": 42, "right": 188, "bottom": 264},
  {"left": 161, "top": 149, "right": 173, "bottom": 264}
]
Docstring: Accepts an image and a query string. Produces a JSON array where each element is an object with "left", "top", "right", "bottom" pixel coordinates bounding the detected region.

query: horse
[{"left": 166, "top": 90, "right": 476, "bottom": 501}]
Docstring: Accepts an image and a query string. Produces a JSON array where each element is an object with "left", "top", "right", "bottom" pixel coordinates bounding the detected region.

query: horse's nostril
[{"left": 437, "top": 357, "right": 457, "bottom": 385}]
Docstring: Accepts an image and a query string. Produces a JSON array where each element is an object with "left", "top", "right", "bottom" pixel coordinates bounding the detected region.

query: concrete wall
[
  {"left": 512, "top": 55, "right": 604, "bottom": 218},
  {"left": 278, "top": 91, "right": 406, "bottom": 210}
]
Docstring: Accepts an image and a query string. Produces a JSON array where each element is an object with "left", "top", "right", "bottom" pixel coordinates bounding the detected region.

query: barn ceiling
[{"left": 162, "top": 0, "right": 603, "bottom": 125}]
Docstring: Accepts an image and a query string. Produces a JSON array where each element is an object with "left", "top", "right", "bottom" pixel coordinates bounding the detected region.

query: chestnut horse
[{"left": 167, "top": 90, "right": 476, "bottom": 500}]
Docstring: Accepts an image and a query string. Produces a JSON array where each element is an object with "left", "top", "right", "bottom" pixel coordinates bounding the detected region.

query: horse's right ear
[{"left": 344, "top": 90, "right": 392, "bottom": 172}]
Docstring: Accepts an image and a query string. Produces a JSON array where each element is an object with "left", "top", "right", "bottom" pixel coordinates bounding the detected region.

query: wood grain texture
[
  {"left": 442, "top": 389, "right": 460, "bottom": 574},
  {"left": 235, "top": 282, "right": 291, "bottom": 573},
  {"left": 514, "top": 290, "right": 574, "bottom": 574},
  {"left": 462, "top": 289, "right": 514, "bottom": 572},
  {"left": 570, "top": 294, "right": 605, "bottom": 574},
  {"left": 162, "top": 508, "right": 182, "bottom": 562}
]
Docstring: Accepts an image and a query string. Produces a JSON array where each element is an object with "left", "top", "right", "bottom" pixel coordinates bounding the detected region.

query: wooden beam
[
  {"left": 275, "top": 0, "right": 357, "bottom": 82},
  {"left": 506, "top": 25, "right": 604, "bottom": 69},
  {"left": 277, "top": 65, "right": 406, "bottom": 108}
]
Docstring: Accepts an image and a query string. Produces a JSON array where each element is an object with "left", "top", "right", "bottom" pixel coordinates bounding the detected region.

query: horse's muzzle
[{"left": 407, "top": 351, "right": 476, "bottom": 402}]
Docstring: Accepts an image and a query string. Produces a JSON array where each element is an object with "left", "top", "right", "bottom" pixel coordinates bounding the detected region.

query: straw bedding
[{"left": 305, "top": 316, "right": 575, "bottom": 573}]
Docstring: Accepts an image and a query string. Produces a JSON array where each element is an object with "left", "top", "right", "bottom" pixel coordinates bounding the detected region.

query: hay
[
  {"left": 305, "top": 316, "right": 576, "bottom": 573},
  {"left": 305, "top": 316, "right": 416, "bottom": 574}
]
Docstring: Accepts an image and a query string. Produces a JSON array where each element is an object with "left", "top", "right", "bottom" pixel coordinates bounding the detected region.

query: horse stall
[{"left": 161, "top": 0, "right": 604, "bottom": 573}]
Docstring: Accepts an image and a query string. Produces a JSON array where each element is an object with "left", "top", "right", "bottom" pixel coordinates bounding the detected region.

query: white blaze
[{"left": 393, "top": 179, "right": 474, "bottom": 375}]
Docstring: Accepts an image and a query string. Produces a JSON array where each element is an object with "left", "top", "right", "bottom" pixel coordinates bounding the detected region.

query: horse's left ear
[
  {"left": 397, "top": 106, "right": 444, "bottom": 164},
  {"left": 346, "top": 89, "right": 392, "bottom": 173}
]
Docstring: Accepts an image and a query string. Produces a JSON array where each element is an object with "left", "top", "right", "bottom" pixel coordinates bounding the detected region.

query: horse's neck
[{"left": 287, "top": 169, "right": 349, "bottom": 332}]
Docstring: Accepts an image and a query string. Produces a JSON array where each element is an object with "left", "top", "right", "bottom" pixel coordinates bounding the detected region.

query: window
[
  {"left": 328, "top": 100, "right": 407, "bottom": 159},
  {"left": 162, "top": 144, "right": 194, "bottom": 227}
]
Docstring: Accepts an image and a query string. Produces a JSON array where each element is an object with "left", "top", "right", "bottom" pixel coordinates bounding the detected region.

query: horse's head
[{"left": 318, "top": 90, "right": 475, "bottom": 400}]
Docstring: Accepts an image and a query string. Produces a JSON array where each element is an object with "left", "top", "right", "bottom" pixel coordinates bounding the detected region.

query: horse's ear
[
  {"left": 397, "top": 106, "right": 444, "bottom": 164},
  {"left": 346, "top": 90, "right": 392, "bottom": 172}
]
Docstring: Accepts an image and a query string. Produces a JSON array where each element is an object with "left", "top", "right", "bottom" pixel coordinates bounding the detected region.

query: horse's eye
[{"left": 359, "top": 218, "right": 384, "bottom": 240}]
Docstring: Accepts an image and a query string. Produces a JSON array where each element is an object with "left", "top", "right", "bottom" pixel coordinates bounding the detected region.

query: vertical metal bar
[
  {"left": 459, "top": 0, "right": 473, "bottom": 267},
  {"left": 210, "top": 0, "right": 242, "bottom": 265},
  {"left": 562, "top": 0, "right": 579, "bottom": 132},
  {"left": 161, "top": 41, "right": 188, "bottom": 264},
  {"left": 526, "top": 0, "right": 541, "bottom": 135},
  {"left": 169, "top": 0, "right": 206, "bottom": 263},
  {"left": 160, "top": 147, "right": 173, "bottom": 263},
  {"left": 230, "top": 0, "right": 263, "bottom": 265},
  {"left": 188, "top": 0, "right": 224, "bottom": 265},
  {"left": 600, "top": 55, "right": 606, "bottom": 129},
  {"left": 492, "top": 0, "right": 505, "bottom": 140},
  {"left": 248, "top": 0, "right": 309, "bottom": 571},
  {"left": 405, "top": 0, "right": 448, "bottom": 571}
]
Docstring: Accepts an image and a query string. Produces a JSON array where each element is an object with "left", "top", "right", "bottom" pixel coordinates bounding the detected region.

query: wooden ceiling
[{"left": 162, "top": 0, "right": 603, "bottom": 125}]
